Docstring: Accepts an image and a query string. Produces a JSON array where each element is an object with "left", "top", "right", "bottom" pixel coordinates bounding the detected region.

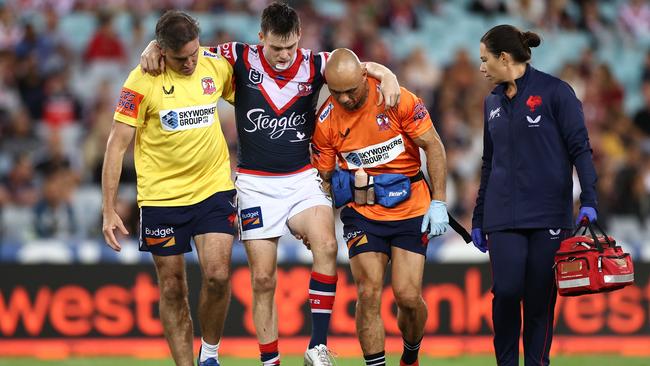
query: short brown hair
[
  {"left": 260, "top": 2, "right": 300, "bottom": 38},
  {"left": 155, "top": 10, "right": 200, "bottom": 51}
]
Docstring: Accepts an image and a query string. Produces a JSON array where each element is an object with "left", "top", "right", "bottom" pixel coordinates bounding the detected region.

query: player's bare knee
[
  {"left": 251, "top": 272, "right": 276, "bottom": 294},
  {"left": 312, "top": 237, "right": 338, "bottom": 259},
  {"left": 202, "top": 267, "right": 230, "bottom": 291},
  {"left": 394, "top": 290, "right": 423, "bottom": 312},
  {"left": 356, "top": 283, "right": 383, "bottom": 306},
  {"left": 159, "top": 275, "right": 188, "bottom": 303}
]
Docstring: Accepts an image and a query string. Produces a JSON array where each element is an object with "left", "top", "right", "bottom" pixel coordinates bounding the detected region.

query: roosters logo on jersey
[
  {"left": 341, "top": 134, "right": 405, "bottom": 169},
  {"left": 297, "top": 82, "right": 312, "bottom": 96},
  {"left": 376, "top": 113, "right": 390, "bottom": 131},
  {"left": 201, "top": 77, "right": 216, "bottom": 95}
]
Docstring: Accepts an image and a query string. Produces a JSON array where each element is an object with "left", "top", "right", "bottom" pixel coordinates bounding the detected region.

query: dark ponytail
[{"left": 481, "top": 25, "right": 541, "bottom": 63}]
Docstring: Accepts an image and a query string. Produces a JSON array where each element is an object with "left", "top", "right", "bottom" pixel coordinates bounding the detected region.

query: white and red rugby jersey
[{"left": 210, "top": 42, "right": 328, "bottom": 174}]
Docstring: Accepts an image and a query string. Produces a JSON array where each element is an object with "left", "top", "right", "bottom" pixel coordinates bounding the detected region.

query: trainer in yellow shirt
[{"left": 101, "top": 11, "right": 236, "bottom": 366}]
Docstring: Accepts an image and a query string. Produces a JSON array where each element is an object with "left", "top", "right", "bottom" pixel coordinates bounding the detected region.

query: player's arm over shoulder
[{"left": 207, "top": 42, "right": 244, "bottom": 66}]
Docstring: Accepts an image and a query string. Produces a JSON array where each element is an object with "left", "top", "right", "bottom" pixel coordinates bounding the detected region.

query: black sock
[
  {"left": 364, "top": 350, "right": 386, "bottom": 366},
  {"left": 401, "top": 337, "right": 421, "bottom": 365}
]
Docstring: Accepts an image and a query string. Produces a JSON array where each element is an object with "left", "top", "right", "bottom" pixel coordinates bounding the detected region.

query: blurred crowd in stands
[{"left": 0, "top": 0, "right": 648, "bottom": 258}]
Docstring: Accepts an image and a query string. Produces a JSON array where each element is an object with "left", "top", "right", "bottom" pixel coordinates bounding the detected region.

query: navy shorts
[
  {"left": 139, "top": 190, "right": 237, "bottom": 256},
  {"left": 340, "top": 207, "right": 428, "bottom": 259}
]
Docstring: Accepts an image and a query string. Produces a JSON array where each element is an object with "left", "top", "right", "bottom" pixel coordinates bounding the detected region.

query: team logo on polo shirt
[
  {"left": 526, "top": 95, "right": 542, "bottom": 112},
  {"left": 201, "top": 77, "right": 216, "bottom": 95},
  {"left": 240, "top": 206, "right": 263, "bottom": 231}
]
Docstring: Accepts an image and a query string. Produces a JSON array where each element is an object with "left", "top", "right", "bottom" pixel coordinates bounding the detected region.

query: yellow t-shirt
[{"left": 114, "top": 47, "right": 235, "bottom": 207}]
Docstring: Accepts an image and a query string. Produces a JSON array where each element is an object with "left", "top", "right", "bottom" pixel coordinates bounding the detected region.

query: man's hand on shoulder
[
  {"left": 140, "top": 40, "right": 165, "bottom": 76},
  {"left": 361, "top": 61, "right": 401, "bottom": 109},
  {"left": 377, "top": 72, "right": 401, "bottom": 109}
]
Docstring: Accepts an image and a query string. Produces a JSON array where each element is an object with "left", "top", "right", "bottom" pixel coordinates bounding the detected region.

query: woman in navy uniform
[{"left": 471, "top": 25, "right": 598, "bottom": 366}]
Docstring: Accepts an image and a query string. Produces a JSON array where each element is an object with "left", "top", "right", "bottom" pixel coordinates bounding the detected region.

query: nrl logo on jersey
[{"left": 249, "top": 68, "right": 263, "bottom": 85}]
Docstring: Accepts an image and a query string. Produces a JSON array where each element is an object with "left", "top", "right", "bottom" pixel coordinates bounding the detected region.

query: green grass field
[{"left": 1, "top": 356, "right": 649, "bottom": 365}]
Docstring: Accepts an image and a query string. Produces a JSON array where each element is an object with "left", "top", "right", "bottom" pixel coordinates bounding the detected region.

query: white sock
[{"left": 200, "top": 338, "right": 219, "bottom": 362}]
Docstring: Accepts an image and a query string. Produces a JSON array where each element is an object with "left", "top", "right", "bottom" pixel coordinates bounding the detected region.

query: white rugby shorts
[{"left": 235, "top": 168, "right": 332, "bottom": 240}]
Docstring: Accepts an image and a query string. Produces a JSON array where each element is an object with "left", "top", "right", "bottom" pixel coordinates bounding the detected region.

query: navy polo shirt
[{"left": 472, "top": 65, "right": 598, "bottom": 232}]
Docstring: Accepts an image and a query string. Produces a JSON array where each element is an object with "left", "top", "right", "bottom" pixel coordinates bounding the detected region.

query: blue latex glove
[
  {"left": 575, "top": 206, "right": 597, "bottom": 226},
  {"left": 421, "top": 200, "right": 449, "bottom": 239},
  {"left": 471, "top": 228, "right": 488, "bottom": 253}
]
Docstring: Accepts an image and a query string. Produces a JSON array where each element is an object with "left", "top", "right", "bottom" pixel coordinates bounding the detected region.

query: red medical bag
[{"left": 554, "top": 221, "right": 634, "bottom": 296}]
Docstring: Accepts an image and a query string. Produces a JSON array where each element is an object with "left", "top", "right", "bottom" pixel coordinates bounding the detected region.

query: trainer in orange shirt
[{"left": 311, "top": 49, "right": 448, "bottom": 366}]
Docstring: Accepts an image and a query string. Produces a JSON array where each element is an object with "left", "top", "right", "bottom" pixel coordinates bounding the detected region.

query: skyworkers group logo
[
  {"left": 161, "top": 111, "right": 179, "bottom": 129},
  {"left": 341, "top": 134, "right": 405, "bottom": 169},
  {"left": 159, "top": 103, "right": 217, "bottom": 131}
]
